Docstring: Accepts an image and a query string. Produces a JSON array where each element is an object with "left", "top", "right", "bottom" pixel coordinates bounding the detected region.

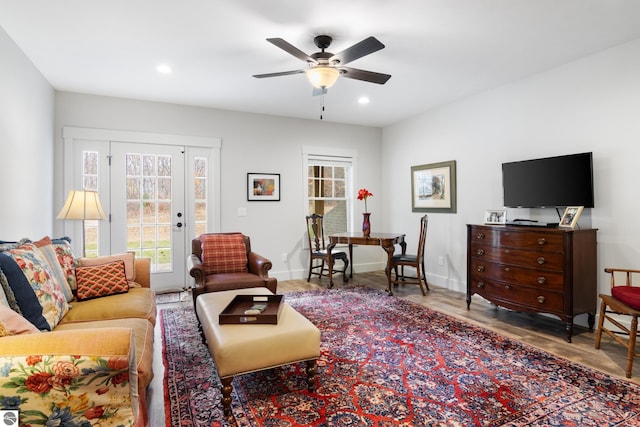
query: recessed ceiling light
[
  {"left": 358, "top": 96, "right": 370, "bottom": 105},
  {"left": 157, "top": 64, "right": 172, "bottom": 74}
]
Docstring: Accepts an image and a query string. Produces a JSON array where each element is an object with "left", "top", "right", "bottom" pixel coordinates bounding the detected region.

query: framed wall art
[
  {"left": 411, "top": 160, "right": 457, "bottom": 213},
  {"left": 247, "top": 173, "right": 280, "bottom": 201},
  {"left": 559, "top": 206, "right": 583, "bottom": 228},
  {"left": 485, "top": 209, "right": 506, "bottom": 224}
]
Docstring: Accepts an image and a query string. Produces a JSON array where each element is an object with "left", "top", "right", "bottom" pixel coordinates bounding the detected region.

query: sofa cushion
[
  {"left": 76, "top": 260, "right": 129, "bottom": 301},
  {"left": 0, "top": 252, "right": 50, "bottom": 330},
  {"left": 58, "top": 287, "right": 157, "bottom": 326},
  {"left": 200, "top": 233, "right": 248, "bottom": 274},
  {"left": 78, "top": 252, "right": 136, "bottom": 282},
  {"left": 612, "top": 286, "right": 640, "bottom": 311},
  {"left": 3, "top": 244, "right": 69, "bottom": 330},
  {"left": 0, "top": 305, "right": 40, "bottom": 336},
  {"left": 32, "top": 236, "right": 75, "bottom": 302},
  {"left": 54, "top": 318, "right": 155, "bottom": 392}
]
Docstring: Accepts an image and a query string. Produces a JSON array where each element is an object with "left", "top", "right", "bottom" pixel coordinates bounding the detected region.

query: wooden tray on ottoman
[{"left": 219, "top": 294, "right": 284, "bottom": 325}]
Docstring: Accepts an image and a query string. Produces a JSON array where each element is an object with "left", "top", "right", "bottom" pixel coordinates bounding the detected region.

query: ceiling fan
[{"left": 253, "top": 35, "right": 391, "bottom": 95}]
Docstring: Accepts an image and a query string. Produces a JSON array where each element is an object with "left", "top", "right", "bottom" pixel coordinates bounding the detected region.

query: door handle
[{"left": 176, "top": 222, "right": 183, "bottom": 228}]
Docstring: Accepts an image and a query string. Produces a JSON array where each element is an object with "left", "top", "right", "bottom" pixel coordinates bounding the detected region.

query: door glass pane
[
  {"left": 82, "top": 151, "right": 100, "bottom": 258},
  {"left": 194, "top": 156, "right": 208, "bottom": 237},
  {"left": 126, "top": 153, "right": 172, "bottom": 273}
]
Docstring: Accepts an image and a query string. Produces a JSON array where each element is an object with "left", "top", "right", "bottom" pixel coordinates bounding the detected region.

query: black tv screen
[{"left": 502, "top": 152, "right": 594, "bottom": 208}]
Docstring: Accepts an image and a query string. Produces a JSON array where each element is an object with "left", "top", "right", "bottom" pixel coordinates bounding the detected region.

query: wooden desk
[{"left": 328, "top": 232, "right": 406, "bottom": 295}]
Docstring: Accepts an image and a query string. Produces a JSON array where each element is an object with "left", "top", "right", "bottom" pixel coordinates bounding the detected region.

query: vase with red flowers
[{"left": 357, "top": 188, "right": 374, "bottom": 237}]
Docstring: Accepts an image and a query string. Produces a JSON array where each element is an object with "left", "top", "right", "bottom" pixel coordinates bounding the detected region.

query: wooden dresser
[{"left": 466, "top": 224, "right": 597, "bottom": 342}]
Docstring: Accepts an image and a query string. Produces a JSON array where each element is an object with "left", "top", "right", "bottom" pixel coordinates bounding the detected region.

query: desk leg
[
  {"left": 349, "top": 243, "right": 354, "bottom": 279},
  {"left": 383, "top": 243, "right": 395, "bottom": 295},
  {"left": 326, "top": 242, "right": 336, "bottom": 289}
]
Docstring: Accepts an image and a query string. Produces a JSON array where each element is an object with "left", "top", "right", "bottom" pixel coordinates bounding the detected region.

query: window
[{"left": 304, "top": 148, "right": 356, "bottom": 236}]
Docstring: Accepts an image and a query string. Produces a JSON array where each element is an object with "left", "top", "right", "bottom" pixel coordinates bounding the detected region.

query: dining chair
[
  {"left": 388, "top": 215, "right": 429, "bottom": 295},
  {"left": 305, "top": 214, "right": 349, "bottom": 284},
  {"left": 595, "top": 267, "right": 640, "bottom": 378}
]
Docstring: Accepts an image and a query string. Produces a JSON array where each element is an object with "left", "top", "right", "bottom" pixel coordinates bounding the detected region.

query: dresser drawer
[
  {"left": 471, "top": 245, "right": 564, "bottom": 271},
  {"left": 470, "top": 227, "right": 564, "bottom": 251},
  {"left": 469, "top": 278, "right": 564, "bottom": 313},
  {"left": 469, "top": 259, "right": 564, "bottom": 290}
]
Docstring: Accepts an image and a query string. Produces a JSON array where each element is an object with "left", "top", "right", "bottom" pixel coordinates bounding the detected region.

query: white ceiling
[{"left": 2, "top": 1, "right": 640, "bottom": 127}]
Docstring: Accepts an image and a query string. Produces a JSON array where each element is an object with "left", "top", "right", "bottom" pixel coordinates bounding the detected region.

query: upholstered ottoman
[{"left": 195, "top": 288, "right": 321, "bottom": 416}]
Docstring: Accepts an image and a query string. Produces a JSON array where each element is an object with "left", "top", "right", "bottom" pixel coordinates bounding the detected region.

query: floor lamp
[{"left": 57, "top": 190, "right": 106, "bottom": 257}]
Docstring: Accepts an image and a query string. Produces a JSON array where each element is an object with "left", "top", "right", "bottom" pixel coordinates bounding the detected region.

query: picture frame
[
  {"left": 559, "top": 206, "right": 584, "bottom": 228},
  {"left": 485, "top": 209, "right": 507, "bottom": 225},
  {"left": 411, "top": 160, "right": 457, "bottom": 213},
  {"left": 247, "top": 173, "right": 280, "bottom": 201}
]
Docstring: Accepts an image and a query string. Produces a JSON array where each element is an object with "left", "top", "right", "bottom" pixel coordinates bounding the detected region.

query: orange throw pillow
[{"left": 75, "top": 260, "right": 129, "bottom": 301}]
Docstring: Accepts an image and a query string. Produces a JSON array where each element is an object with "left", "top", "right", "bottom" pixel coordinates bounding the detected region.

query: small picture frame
[
  {"left": 485, "top": 209, "right": 507, "bottom": 225},
  {"left": 559, "top": 206, "right": 584, "bottom": 228},
  {"left": 247, "top": 173, "right": 280, "bottom": 201}
]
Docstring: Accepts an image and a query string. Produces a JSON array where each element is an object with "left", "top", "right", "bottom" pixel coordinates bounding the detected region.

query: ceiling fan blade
[
  {"left": 266, "top": 38, "right": 317, "bottom": 64},
  {"left": 330, "top": 36, "right": 385, "bottom": 66},
  {"left": 253, "top": 70, "right": 306, "bottom": 79},
  {"left": 339, "top": 67, "right": 391, "bottom": 84}
]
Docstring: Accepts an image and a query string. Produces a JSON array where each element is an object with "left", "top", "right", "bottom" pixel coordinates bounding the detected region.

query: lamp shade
[
  {"left": 57, "top": 190, "right": 106, "bottom": 220},
  {"left": 306, "top": 66, "right": 340, "bottom": 89}
]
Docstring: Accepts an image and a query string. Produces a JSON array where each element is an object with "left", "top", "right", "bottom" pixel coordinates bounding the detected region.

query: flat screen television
[{"left": 502, "top": 152, "right": 594, "bottom": 208}]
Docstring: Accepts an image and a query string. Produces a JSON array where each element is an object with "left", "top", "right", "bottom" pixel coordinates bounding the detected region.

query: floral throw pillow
[
  {"left": 75, "top": 260, "right": 129, "bottom": 301},
  {"left": 4, "top": 244, "right": 69, "bottom": 329},
  {"left": 51, "top": 237, "right": 77, "bottom": 292}
]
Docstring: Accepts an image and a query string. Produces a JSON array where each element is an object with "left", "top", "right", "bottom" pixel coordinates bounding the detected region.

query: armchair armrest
[
  {"left": 0, "top": 328, "right": 139, "bottom": 426},
  {"left": 188, "top": 253, "right": 205, "bottom": 286},
  {"left": 248, "top": 251, "right": 273, "bottom": 279}
]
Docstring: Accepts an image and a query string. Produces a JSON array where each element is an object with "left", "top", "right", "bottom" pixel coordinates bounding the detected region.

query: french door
[
  {"left": 61, "top": 127, "right": 221, "bottom": 294},
  {"left": 110, "top": 142, "right": 186, "bottom": 292}
]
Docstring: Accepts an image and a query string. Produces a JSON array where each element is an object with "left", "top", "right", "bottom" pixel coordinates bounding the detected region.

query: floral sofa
[{"left": 0, "top": 236, "right": 156, "bottom": 427}]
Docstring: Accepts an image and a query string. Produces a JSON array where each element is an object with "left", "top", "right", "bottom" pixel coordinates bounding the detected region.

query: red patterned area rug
[{"left": 161, "top": 286, "right": 640, "bottom": 426}]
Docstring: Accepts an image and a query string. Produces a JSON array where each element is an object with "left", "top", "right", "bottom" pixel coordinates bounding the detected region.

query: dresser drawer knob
[
  {"left": 476, "top": 265, "right": 485, "bottom": 272},
  {"left": 537, "top": 238, "right": 547, "bottom": 245},
  {"left": 537, "top": 296, "right": 546, "bottom": 304},
  {"left": 476, "top": 233, "right": 485, "bottom": 239},
  {"left": 477, "top": 282, "right": 485, "bottom": 289},
  {"left": 537, "top": 276, "right": 546, "bottom": 285},
  {"left": 537, "top": 257, "right": 545, "bottom": 265},
  {"left": 476, "top": 249, "right": 485, "bottom": 256},
  {"left": 504, "top": 267, "right": 510, "bottom": 272},
  {"left": 504, "top": 285, "right": 511, "bottom": 290}
]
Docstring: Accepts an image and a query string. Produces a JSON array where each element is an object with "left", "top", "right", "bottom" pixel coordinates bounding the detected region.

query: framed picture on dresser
[
  {"left": 559, "top": 206, "right": 584, "bottom": 228},
  {"left": 484, "top": 209, "right": 506, "bottom": 224}
]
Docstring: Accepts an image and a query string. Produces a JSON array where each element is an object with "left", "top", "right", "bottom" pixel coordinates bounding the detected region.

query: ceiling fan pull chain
[{"left": 320, "top": 97, "right": 325, "bottom": 120}]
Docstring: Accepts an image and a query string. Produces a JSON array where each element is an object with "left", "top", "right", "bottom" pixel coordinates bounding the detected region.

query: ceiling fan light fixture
[{"left": 306, "top": 66, "right": 340, "bottom": 89}]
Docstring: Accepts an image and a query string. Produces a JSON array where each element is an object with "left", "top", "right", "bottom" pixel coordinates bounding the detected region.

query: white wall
[
  {"left": 0, "top": 26, "right": 55, "bottom": 239},
  {"left": 54, "top": 92, "right": 384, "bottom": 280},
  {"left": 382, "top": 38, "right": 640, "bottom": 302}
]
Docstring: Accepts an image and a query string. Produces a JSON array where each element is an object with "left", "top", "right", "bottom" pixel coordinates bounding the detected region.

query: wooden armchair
[
  {"left": 188, "top": 233, "right": 277, "bottom": 306},
  {"left": 595, "top": 267, "right": 640, "bottom": 378}
]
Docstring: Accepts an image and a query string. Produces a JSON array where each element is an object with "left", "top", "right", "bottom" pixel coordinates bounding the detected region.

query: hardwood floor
[{"left": 149, "top": 271, "right": 638, "bottom": 426}]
